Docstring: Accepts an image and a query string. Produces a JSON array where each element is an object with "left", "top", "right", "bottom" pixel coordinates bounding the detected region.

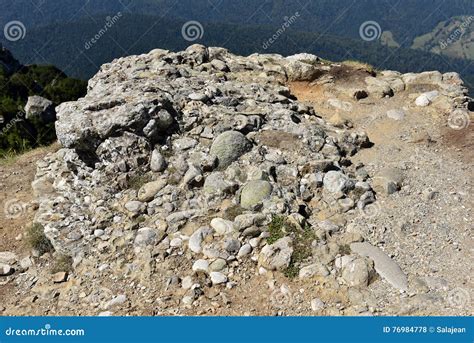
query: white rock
[
  {"left": 192, "top": 259, "right": 209, "bottom": 273},
  {"left": 386, "top": 109, "right": 405, "bottom": 120},
  {"left": 98, "top": 311, "right": 113, "bottom": 316},
  {"left": 350, "top": 242, "right": 408, "bottom": 291},
  {"left": 210, "top": 272, "right": 228, "bottom": 285},
  {"left": 170, "top": 238, "right": 183, "bottom": 248},
  {"left": 323, "top": 171, "right": 350, "bottom": 193},
  {"left": 0, "top": 251, "right": 18, "bottom": 264},
  {"left": 182, "top": 296, "right": 194, "bottom": 305},
  {"left": 415, "top": 91, "right": 439, "bottom": 107},
  {"left": 19, "top": 257, "right": 33, "bottom": 269},
  {"left": 210, "top": 218, "right": 235, "bottom": 236},
  {"left": 299, "top": 262, "right": 330, "bottom": 278},
  {"left": 181, "top": 276, "right": 194, "bottom": 290},
  {"left": 188, "top": 227, "right": 213, "bottom": 253},
  {"left": 311, "top": 298, "right": 325, "bottom": 311},
  {"left": 0, "top": 263, "right": 13, "bottom": 276},
  {"left": 237, "top": 244, "right": 252, "bottom": 258},
  {"left": 258, "top": 237, "right": 293, "bottom": 271},
  {"left": 104, "top": 294, "right": 127, "bottom": 309}
]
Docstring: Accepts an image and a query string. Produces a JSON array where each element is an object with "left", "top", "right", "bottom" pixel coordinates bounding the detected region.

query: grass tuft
[
  {"left": 51, "top": 254, "right": 73, "bottom": 274},
  {"left": 26, "top": 222, "right": 54, "bottom": 255},
  {"left": 267, "top": 215, "right": 316, "bottom": 278}
]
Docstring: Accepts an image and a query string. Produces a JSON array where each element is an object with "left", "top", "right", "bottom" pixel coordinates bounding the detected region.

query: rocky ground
[{"left": 0, "top": 46, "right": 472, "bottom": 316}]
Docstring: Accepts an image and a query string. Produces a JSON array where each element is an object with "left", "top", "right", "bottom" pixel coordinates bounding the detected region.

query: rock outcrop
[{"left": 27, "top": 45, "right": 472, "bottom": 316}]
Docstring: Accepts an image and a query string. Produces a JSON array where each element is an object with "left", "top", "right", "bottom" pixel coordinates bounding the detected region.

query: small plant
[
  {"left": 222, "top": 205, "right": 244, "bottom": 221},
  {"left": 26, "top": 222, "right": 54, "bottom": 255},
  {"left": 339, "top": 244, "right": 351, "bottom": 255},
  {"left": 128, "top": 173, "right": 152, "bottom": 190},
  {"left": 267, "top": 215, "right": 316, "bottom": 278},
  {"left": 51, "top": 254, "right": 73, "bottom": 274},
  {"left": 267, "top": 215, "right": 289, "bottom": 244}
]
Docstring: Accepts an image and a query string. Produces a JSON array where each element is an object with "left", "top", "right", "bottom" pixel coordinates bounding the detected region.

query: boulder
[
  {"left": 258, "top": 237, "right": 293, "bottom": 271},
  {"left": 350, "top": 242, "right": 408, "bottom": 291},
  {"left": 210, "top": 131, "right": 252, "bottom": 169},
  {"left": 240, "top": 180, "right": 272, "bottom": 209},
  {"left": 25, "top": 96, "right": 56, "bottom": 122}
]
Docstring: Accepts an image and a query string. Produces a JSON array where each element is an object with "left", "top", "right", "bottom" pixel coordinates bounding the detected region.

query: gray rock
[
  {"left": 258, "top": 237, "right": 293, "bottom": 271},
  {"left": 0, "top": 263, "right": 13, "bottom": 276},
  {"left": 237, "top": 244, "right": 252, "bottom": 257},
  {"left": 310, "top": 298, "right": 325, "bottom": 311},
  {"left": 134, "top": 227, "right": 163, "bottom": 247},
  {"left": 125, "top": 201, "right": 146, "bottom": 214},
  {"left": 209, "top": 258, "right": 227, "bottom": 272},
  {"left": 415, "top": 91, "right": 439, "bottom": 107},
  {"left": 342, "top": 258, "right": 371, "bottom": 287},
  {"left": 323, "top": 171, "right": 351, "bottom": 193},
  {"left": 210, "top": 272, "right": 227, "bottom": 285},
  {"left": 234, "top": 213, "right": 267, "bottom": 230},
  {"left": 373, "top": 168, "right": 403, "bottom": 195},
  {"left": 181, "top": 276, "right": 194, "bottom": 290},
  {"left": 240, "top": 180, "right": 272, "bottom": 209},
  {"left": 299, "top": 262, "right": 330, "bottom": 278},
  {"left": 104, "top": 294, "right": 127, "bottom": 309},
  {"left": 138, "top": 180, "right": 167, "bottom": 202},
  {"left": 24, "top": 96, "right": 55, "bottom": 122},
  {"left": 210, "top": 131, "right": 252, "bottom": 169},
  {"left": 150, "top": 149, "right": 167, "bottom": 172},
  {"left": 173, "top": 137, "right": 198, "bottom": 151},
  {"left": 192, "top": 259, "right": 209, "bottom": 273},
  {"left": 284, "top": 60, "right": 320, "bottom": 81},
  {"left": 386, "top": 109, "right": 406, "bottom": 120},
  {"left": 210, "top": 218, "right": 235, "bottom": 236},
  {"left": 203, "top": 172, "right": 233, "bottom": 194},
  {"left": 0, "top": 251, "right": 18, "bottom": 265},
  {"left": 188, "top": 227, "right": 213, "bottom": 253},
  {"left": 350, "top": 242, "right": 408, "bottom": 291}
]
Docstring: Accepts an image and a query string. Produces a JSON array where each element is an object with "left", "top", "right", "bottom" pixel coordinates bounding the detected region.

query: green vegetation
[
  {"left": 51, "top": 254, "right": 73, "bottom": 274},
  {"left": 267, "top": 215, "right": 316, "bottom": 278},
  {"left": 26, "top": 222, "right": 54, "bottom": 255},
  {"left": 128, "top": 174, "right": 152, "bottom": 190},
  {"left": 0, "top": 62, "right": 87, "bottom": 157}
]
